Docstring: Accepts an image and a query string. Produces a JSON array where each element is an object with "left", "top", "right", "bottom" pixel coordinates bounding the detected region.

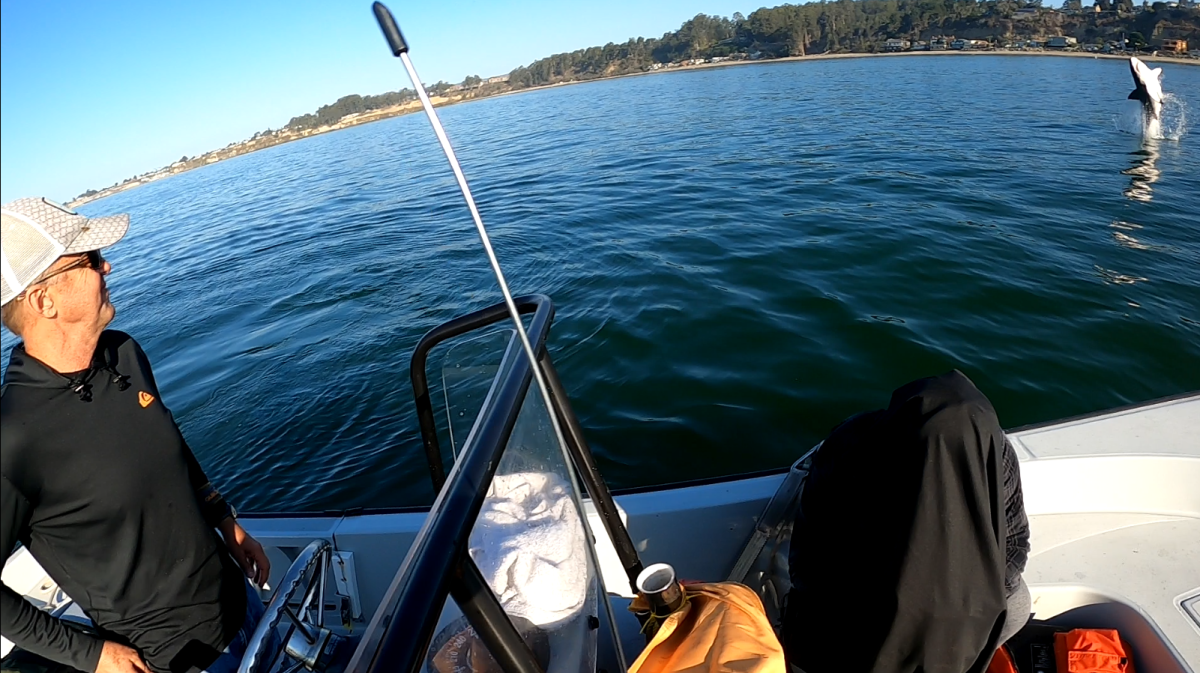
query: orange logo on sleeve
[{"left": 138, "top": 391, "right": 155, "bottom": 408}]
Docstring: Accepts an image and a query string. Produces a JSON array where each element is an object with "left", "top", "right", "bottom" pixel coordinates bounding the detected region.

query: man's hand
[
  {"left": 218, "top": 519, "right": 271, "bottom": 586},
  {"left": 95, "top": 642, "right": 149, "bottom": 673}
]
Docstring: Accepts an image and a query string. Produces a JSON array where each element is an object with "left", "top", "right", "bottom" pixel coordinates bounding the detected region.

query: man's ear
[{"left": 26, "top": 287, "right": 58, "bottom": 319}]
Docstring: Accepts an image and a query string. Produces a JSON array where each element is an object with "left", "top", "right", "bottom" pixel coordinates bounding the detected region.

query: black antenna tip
[{"left": 372, "top": 2, "right": 408, "bottom": 56}]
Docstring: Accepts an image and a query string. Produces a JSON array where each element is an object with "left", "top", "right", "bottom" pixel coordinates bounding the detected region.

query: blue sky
[{"left": 1, "top": 0, "right": 753, "bottom": 204}]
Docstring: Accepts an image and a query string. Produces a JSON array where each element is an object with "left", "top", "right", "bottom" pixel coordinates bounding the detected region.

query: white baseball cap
[{"left": 1, "top": 198, "right": 130, "bottom": 306}]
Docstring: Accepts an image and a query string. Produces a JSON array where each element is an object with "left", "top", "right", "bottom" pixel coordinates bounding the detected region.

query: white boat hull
[{"left": 5, "top": 394, "right": 1198, "bottom": 669}]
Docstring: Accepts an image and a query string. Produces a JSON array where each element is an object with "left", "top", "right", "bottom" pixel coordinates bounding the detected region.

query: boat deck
[{"left": 1009, "top": 394, "right": 1200, "bottom": 668}]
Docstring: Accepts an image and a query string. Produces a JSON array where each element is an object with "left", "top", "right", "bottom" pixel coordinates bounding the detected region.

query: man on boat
[{"left": 1, "top": 198, "right": 272, "bottom": 673}]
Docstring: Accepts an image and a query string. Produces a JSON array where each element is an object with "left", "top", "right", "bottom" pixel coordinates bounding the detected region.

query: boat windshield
[
  {"left": 428, "top": 333, "right": 601, "bottom": 669},
  {"left": 439, "top": 329, "right": 520, "bottom": 462},
  {"left": 352, "top": 296, "right": 611, "bottom": 673}
]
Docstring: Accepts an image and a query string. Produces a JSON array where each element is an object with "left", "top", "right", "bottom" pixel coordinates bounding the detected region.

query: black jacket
[
  {"left": 2, "top": 331, "right": 245, "bottom": 673},
  {"left": 785, "top": 370, "right": 1030, "bottom": 673}
]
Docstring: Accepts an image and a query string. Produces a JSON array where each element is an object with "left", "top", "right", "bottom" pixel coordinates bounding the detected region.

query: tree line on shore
[
  {"left": 71, "top": 0, "right": 1197, "bottom": 203},
  {"left": 277, "top": 0, "right": 1195, "bottom": 132},
  {"left": 508, "top": 0, "right": 1196, "bottom": 85}
]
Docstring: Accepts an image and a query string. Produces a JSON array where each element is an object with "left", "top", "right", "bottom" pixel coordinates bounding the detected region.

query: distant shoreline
[
  {"left": 481, "top": 49, "right": 1195, "bottom": 97},
  {"left": 71, "top": 50, "right": 1195, "bottom": 207},
  {"left": 705, "top": 49, "right": 1197, "bottom": 67}
]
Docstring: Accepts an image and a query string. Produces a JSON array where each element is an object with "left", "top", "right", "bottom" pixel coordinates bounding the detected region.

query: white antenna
[{"left": 372, "top": 3, "right": 573, "bottom": 469}]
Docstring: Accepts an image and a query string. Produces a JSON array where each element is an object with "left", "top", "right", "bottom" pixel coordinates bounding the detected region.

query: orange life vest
[{"left": 1055, "top": 629, "right": 1137, "bottom": 673}]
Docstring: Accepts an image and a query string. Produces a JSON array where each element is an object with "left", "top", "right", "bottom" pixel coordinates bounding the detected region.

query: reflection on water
[
  {"left": 1109, "top": 220, "right": 1175, "bottom": 254},
  {"left": 1122, "top": 141, "right": 1161, "bottom": 203},
  {"left": 1112, "top": 226, "right": 1151, "bottom": 251},
  {"left": 1095, "top": 264, "right": 1149, "bottom": 285}
]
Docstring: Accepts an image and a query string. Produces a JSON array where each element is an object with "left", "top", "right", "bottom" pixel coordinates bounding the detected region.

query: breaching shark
[{"left": 1128, "top": 57, "right": 1164, "bottom": 138}]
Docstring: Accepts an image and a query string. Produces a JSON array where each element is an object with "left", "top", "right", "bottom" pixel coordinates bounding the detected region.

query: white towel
[{"left": 469, "top": 472, "right": 588, "bottom": 627}]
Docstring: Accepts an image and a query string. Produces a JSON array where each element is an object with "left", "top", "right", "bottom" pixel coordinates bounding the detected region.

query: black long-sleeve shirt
[
  {"left": 2, "top": 331, "right": 245, "bottom": 673},
  {"left": 1002, "top": 435, "right": 1031, "bottom": 594}
]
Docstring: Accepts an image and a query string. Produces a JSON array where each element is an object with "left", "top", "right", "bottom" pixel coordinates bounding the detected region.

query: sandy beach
[{"left": 714, "top": 49, "right": 1197, "bottom": 67}]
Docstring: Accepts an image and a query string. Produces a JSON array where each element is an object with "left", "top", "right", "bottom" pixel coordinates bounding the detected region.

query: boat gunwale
[
  {"left": 1006, "top": 390, "right": 1199, "bottom": 434},
  {"left": 240, "top": 467, "right": 794, "bottom": 519},
  {"left": 239, "top": 391, "right": 1200, "bottom": 519}
]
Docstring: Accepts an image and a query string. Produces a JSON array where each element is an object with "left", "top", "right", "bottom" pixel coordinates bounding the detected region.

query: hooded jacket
[
  {"left": 784, "top": 370, "right": 1030, "bottom": 673},
  {"left": 2, "top": 330, "right": 246, "bottom": 673}
]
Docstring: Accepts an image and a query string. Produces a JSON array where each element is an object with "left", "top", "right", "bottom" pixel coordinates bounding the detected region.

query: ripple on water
[{"left": 4, "top": 56, "right": 1198, "bottom": 511}]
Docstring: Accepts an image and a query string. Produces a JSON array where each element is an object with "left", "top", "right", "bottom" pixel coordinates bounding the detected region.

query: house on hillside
[
  {"left": 1161, "top": 38, "right": 1187, "bottom": 52},
  {"left": 1047, "top": 36, "right": 1079, "bottom": 48},
  {"left": 1015, "top": 7, "right": 1040, "bottom": 19},
  {"left": 931, "top": 35, "right": 953, "bottom": 49},
  {"left": 486, "top": 74, "right": 510, "bottom": 84},
  {"left": 884, "top": 38, "right": 911, "bottom": 51}
]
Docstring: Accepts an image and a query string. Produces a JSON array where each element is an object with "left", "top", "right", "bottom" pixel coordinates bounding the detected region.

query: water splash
[
  {"left": 1159, "top": 93, "right": 1189, "bottom": 140},
  {"left": 1115, "top": 94, "right": 1189, "bottom": 141}
]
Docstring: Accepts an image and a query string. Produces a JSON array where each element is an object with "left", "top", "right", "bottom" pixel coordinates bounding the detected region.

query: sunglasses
[{"left": 34, "top": 250, "right": 104, "bottom": 285}]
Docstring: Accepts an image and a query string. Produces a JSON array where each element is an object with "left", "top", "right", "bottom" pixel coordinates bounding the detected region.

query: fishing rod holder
[{"left": 637, "top": 563, "right": 685, "bottom": 617}]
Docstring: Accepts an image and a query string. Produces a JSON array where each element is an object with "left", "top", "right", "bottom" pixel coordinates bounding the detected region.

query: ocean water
[{"left": 4, "top": 55, "right": 1198, "bottom": 512}]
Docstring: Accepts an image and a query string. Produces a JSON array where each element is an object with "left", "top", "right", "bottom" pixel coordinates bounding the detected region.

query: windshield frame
[{"left": 348, "top": 295, "right": 553, "bottom": 672}]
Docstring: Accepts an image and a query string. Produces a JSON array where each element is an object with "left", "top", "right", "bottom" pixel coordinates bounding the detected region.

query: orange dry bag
[{"left": 628, "top": 582, "right": 785, "bottom": 673}]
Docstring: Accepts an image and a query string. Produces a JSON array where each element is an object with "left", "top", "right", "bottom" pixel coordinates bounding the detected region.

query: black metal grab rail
[
  {"left": 360, "top": 296, "right": 553, "bottom": 673},
  {"left": 356, "top": 295, "right": 643, "bottom": 673},
  {"left": 409, "top": 294, "right": 550, "bottom": 491},
  {"left": 540, "top": 355, "right": 643, "bottom": 594}
]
